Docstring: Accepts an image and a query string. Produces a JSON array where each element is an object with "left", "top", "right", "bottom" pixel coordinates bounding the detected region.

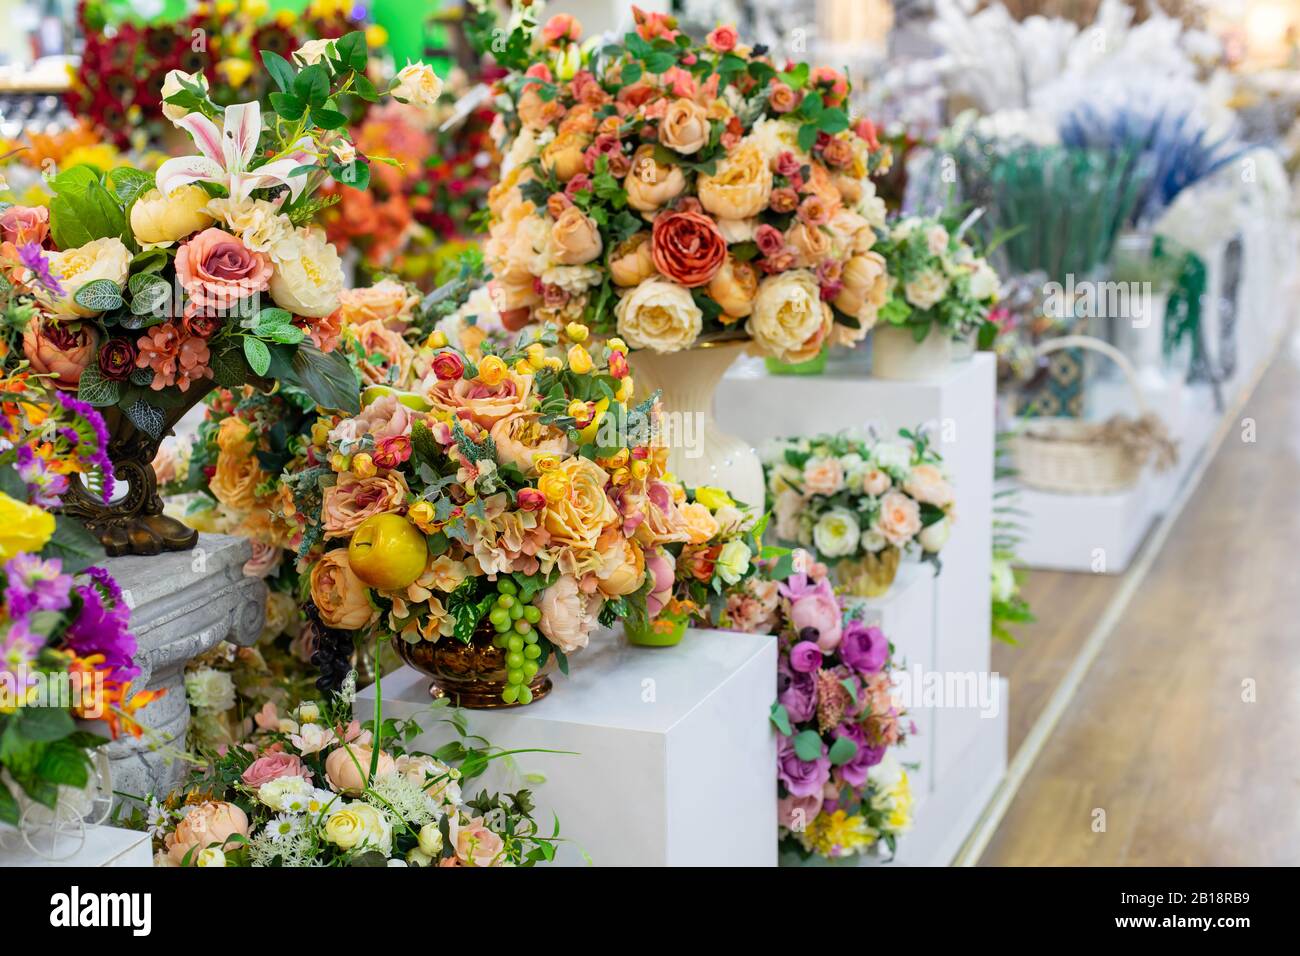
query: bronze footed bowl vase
[{"left": 391, "top": 623, "right": 555, "bottom": 709}]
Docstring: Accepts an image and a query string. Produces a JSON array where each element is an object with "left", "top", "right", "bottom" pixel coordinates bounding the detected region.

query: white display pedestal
[
  {"left": 0, "top": 824, "right": 151, "bottom": 867},
  {"left": 359, "top": 627, "right": 777, "bottom": 866},
  {"left": 719, "top": 353, "right": 1004, "bottom": 865}
]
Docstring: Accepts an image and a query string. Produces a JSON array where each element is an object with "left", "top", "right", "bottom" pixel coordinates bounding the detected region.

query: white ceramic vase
[
  {"left": 871, "top": 324, "right": 952, "bottom": 381},
  {"left": 627, "top": 342, "right": 765, "bottom": 509}
]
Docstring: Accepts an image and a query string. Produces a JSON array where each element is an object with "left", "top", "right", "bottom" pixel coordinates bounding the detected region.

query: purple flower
[
  {"left": 777, "top": 735, "right": 831, "bottom": 798},
  {"left": 779, "top": 668, "right": 818, "bottom": 723},
  {"left": 64, "top": 583, "right": 138, "bottom": 683},
  {"left": 3, "top": 553, "right": 74, "bottom": 618},
  {"left": 55, "top": 391, "right": 115, "bottom": 504},
  {"left": 788, "top": 640, "right": 823, "bottom": 674},
  {"left": 1, "top": 619, "right": 44, "bottom": 694},
  {"left": 832, "top": 721, "right": 886, "bottom": 788},
  {"left": 840, "top": 621, "right": 888, "bottom": 675},
  {"left": 15, "top": 445, "right": 70, "bottom": 509},
  {"left": 18, "top": 242, "right": 63, "bottom": 297}
]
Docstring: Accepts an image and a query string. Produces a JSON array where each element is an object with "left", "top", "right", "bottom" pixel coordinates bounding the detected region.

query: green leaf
[
  {"left": 310, "top": 107, "right": 348, "bottom": 130},
  {"left": 828, "top": 734, "right": 858, "bottom": 766},
  {"left": 267, "top": 341, "right": 360, "bottom": 414},
  {"left": 253, "top": 307, "right": 293, "bottom": 330},
  {"left": 643, "top": 50, "right": 676, "bottom": 74},
  {"left": 621, "top": 62, "right": 643, "bottom": 85},
  {"left": 293, "top": 64, "right": 330, "bottom": 108},
  {"left": 332, "top": 159, "right": 370, "bottom": 191},
  {"left": 268, "top": 325, "right": 305, "bottom": 345},
  {"left": 35, "top": 739, "right": 91, "bottom": 788},
  {"left": 47, "top": 165, "right": 128, "bottom": 250},
  {"left": 122, "top": 398, "right": 165, "bottom": 440},
  {"left": 128, "top": 273, "right": 171, "bottom": 316},
  {"left": 818, "top": 108, "right": 849, "bottom": 135},
  {"left": 41, "top": 518, "right": 106, "bottom": 574},
  {"left": 352, "top": 74, "right": 379, "bottom": 102},
  {"left": 0, "top": 780, "right": 17, "bottom": 827},
  {"left": 792, "top": 729, "right": 824, "bottom": 762},
  {"left": 72, "top": 278, "right": 122, "bottom": 313},
  {"left": 269, "top": 92, "right": 305, "bottom": 120},
  {"left": 797, "top": 122, "right": 820, "bottom": 153},
  {"left": 261, "top": 50, "right": 295, "bottom": 92},
  {"left": 769, "top": 702, "right": 793, "bottom": 736},
  {"left": 76, "top": 364, "right": 124, "bottom": 407},
  {"left": 243, "top": 336, "right": 272, "bottom": 377},
  {"left": 334, "top": 31, "right": 369, "bottom": 72},
  {"left": 107, "top": 167, "right": 156, "bottom": 208},
  {"left": 13, "top": 707, "right": 75, "bottom": 743}
]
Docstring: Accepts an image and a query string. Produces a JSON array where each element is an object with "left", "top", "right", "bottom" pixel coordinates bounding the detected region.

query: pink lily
[{"left": 155, "top": 101, "right": 315, "bottom": 202}]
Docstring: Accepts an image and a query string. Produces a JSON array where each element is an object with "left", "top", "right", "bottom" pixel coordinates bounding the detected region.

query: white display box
[
  {"left": 359, "top": 627, "right": 777, "bottom": 866},
  {"left": 0, "top": 824, "right": 152, "bottom": 867}
]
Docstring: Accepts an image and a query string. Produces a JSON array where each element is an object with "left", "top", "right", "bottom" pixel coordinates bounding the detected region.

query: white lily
[{"left": 155, "top": 101, "right": 315, "bottom": 202}]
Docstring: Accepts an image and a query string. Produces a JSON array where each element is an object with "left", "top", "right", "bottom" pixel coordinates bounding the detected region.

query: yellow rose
[
  {"left": 268, "top": 227, "right": 344, "bottom": 318},
  {"left": 541, "top": 131, "right": 591, "bottom": 183},
  {"left": 550, "top": 207, "right": 603, "bottom": 266},
  {"left": 694, "top": 486, "right": 734, "bottom": 511},
  {"left": 660, "top": 98, "right": 709, "bottom": 154},
  {"left": 44, "top": 237, "right": 131, "bottom": 319},
  {"left": 608, "top": 232, "right": 658, "bottom": 287},
  {"left": 594, "top": 532, "right": 646, "bottom": 597},
  {"left": 0, "top": 491, "right": 56, "bottom": 559},
  {"left": 542, "top": 457, "right": 619, "bottom": 550},
  {"left": 698, "top": 144, "right": 772, "bottom": 220},
  {"left": 130, "top": 186, "right": 214, "bottom": 249},
  {"left": 323, "top": 802, "right": 391, "bottom": 852},
  {"left": 626, "top": 146, "right": 687, "bottom": 213},
  {"left": 681, "top": 501, "right": 720, "bottom": 545},
  {"left": 833, "top": 252, "right": 888, "bottom": 343},
  {"left": 392, "top": 61, "right": 444, "bottom": 108},
  {"left": 707, "top": 256, "right": 759, "bottom": 320},
  {"left": 567, "top": 344, "right": 593, "bottom": 374},
  {"left": 613, "top": 277, "right": 702, "bottom": 353},
  {"left": 746, "top": 269, "right": 833, "bottom": 364}
]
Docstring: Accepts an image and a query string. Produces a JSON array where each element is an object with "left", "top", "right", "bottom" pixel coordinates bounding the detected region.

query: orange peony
[
  {"left": 310, "top": 549, "right": 376, "bottom": 630},
  {"left": 338, "top": 280, "right": 419, "bottom": 330},
  {"left": 650, "top": 210, "right": 726, "bottom": 288},
  {"left": 22, "top": 319, "right": 97, "bottom": 390}
]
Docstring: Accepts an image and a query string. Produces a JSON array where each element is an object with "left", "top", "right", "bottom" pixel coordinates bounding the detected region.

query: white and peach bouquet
[
  {"left": 875, "top": 215, "right": 1001, "bottom": 344},
  {"left": 763, "top": 428, "right": 954, "bottom": 597},
  {"left": 472, "top": 3, "right": 891, "bottom": 360},
  {"left": 1, "top": 32, "right": 447, "bottom": 438},
  {"left": 134, "top": 692, "right": 560, "bottom": 867},
  {"left": 285, "top": 313, "right": 696, "bottom": 705}
]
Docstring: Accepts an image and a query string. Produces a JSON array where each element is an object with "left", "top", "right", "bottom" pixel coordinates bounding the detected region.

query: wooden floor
[{"left": 981, "top": 339, "right": 1300, "bottom": 865}]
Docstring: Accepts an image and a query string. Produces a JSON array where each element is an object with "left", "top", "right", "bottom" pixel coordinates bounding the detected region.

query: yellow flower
[
  {"left": 366, "top": 25, "right": 389, "bottom": 48},
  {"left": 130, "top": 186, "right": 214, "bottom": 249},
  {"left": 425, "top": 330, "right": 448, "bottom": 349},
  {"left": 330, "top": 453, "right": 351, "bottom": 473},
  {"left": 629, "top": 459, "right": 649, "bottom": 481},
  {"left": 614, "top": 377, "right": 635, "bottom": 403},
  {"left": 543, "top": 356, "right": 563, "bottom": 371},
  {"left": 567, "top": 399, "right": 590, "bottom": 423},
  {"left": 310, "top": 420, "right": 332, "bottom": 447},
  {"left": 566, "top": 345, "right": 593, "bottom": 374},
  {"left": 323, "top": 804, "right": 389, "bottom": 851},
  {"left": 538, "top": 470, "right": 570, "bottom": 504},
  {"left": 477, "top": 355, "right": 508, "bottom": 387},
  {"left": 607, "top": 337, "right": 629, "bottom": 353},
  {"left": 715, "top": 540, "right": 752, "bottom": 585},
  {"left": 351, "top": 453, "right": 376, "bottom": 479},
  {"left": 694, "top": 486, "right": 735, "bottom": 511},
  {"left": 513, "top": 359, "right": 535, "bottom": 375},
  {"left": 534, "top": 454, "right": 561, "bottom": 473},
  {"left": 218, "top": 57, "right": 254, "bottom": 89},
  {"left": 564, "top": 322, "right": 589, "bottom": 343},
  {"left": 602, "top": 448, "right": 630, "bottom": 469},
  {"left": 408, "top": 500, "right": 437, "bottom": 534},
  {"left": 0, "top": 491, "right": 56, "bottom": 559},
  {"left": 525, "top": 343, "right": 546, "bottom": 366},
  {"left": 611, "top": 467, "right": 630, "bottom": 485},
  {"left": 804, "top": 810, "right": 877, "bottom": 857}
]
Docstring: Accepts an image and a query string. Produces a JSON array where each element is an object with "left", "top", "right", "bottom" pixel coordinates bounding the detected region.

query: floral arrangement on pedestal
[
  {"left": 1, "top": 32, "right": 446, "bottom": 554},
  {"left": 132, "top": 691, "right": 560, "bottom": 866},
  {"left": 70, "top": 0, "right": 389, "bottom": 147},
  {"left": 875, "top": 214, "right": 1001, "bottom": 348},
  {"left": 0, "top": 370, "right": 160, "bottom": 826},
  {"left": 474, "top": 4, "right": 892, "bottom": 360},
  {"left": 723, "top": 550, "right": 914, "bottom": 863},
  {"left": 763, "top": 428, "right": 954, "bottom": 598},
  {"left": 287, "top": 316, "right": 693, "bottom": 706}
]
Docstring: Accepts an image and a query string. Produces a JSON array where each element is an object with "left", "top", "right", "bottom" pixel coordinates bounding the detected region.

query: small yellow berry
[
  {"left": 351, "top": 453, "right": 377, "bottom": 479},
  {"left": 477, "top": 355, "right": 508, "bottom": 387},
  {"left": 407, "top": 500, "right": 437, "bottom": 533}
]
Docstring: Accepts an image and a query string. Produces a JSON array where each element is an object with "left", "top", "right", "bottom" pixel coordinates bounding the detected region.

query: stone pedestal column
[{"left": 101, "top": 534, "right": 266, "bottom": 803}]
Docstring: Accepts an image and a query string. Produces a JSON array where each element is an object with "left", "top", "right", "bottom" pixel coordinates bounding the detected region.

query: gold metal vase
[
  {"left": 835, "top": 547, "right": 902, "bottom": 599},
  {"left": 390, "top": 620, "right": 555, "bottom": 709}
]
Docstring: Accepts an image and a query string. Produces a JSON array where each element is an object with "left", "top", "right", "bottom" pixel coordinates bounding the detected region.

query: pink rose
[
  {"left": 451, "top": 815, "right": 505, "bottom": 866},
  {"left": 537, "top": 574, "right": 599, "bottom": 653},
  {"left": 778, "top": 791, "right": 823, "bottom": 830},
  {"left": 788, "top": 580, "right": 842, "bottom": 651},
  {"left": 862, "top": 469, "right": 891, "bottom": 497},
  {"left": 325, "top": 743, "right": 396, "bottom": 795},
  {"left": 707, "top": 25, "right": 738, "bottom": 52},
  {"left": 644, "top": 548, "right": 676, "bottom": 618},
  {"left": 164, "top": 801, "right": 249, "bottom": 865},
  {"left": 242, "top": 540, "right": 282, "bottom": 579},
  {"left": 903, "top": 463, "right": 954, "bottom": 508},
  {"left": 802, "top": 457, "right": 844, "bottom": 497},
  {"left": 176, "top": 228, "right": 272, "bottom": 311},
  {"left": 241, "top": 752, "right": 312, "bottom": 788},
  {"left": 0, "top": 205, "right": 50, "bottom": 246},
  {"left": 876, "top": 490, "right": 922, "bottom": 547}
]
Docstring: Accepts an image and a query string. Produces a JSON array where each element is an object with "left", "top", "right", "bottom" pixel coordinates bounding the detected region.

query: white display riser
[
  {"left": 0, "top": 824, "right": 151, "bottom": 867},
  {"left": 359, "top": 627, "right": 776, "bottom": 866},
  {"left": 719, "top": 353, "right": 1001, "bottom": 808}
]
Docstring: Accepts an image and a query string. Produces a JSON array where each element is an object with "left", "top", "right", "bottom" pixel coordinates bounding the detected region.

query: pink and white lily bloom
[{"left": 155, "top": 101, "right": 315, "bottom": 202}]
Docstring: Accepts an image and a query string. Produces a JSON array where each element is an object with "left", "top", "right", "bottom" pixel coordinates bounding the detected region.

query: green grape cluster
[{"left": 488, "top": 578, "right": 544, "bottom": 704}]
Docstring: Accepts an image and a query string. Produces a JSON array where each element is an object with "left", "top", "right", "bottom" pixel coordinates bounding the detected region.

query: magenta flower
[{"left": 3, "top": 553, "right": 74, "bottom": 617}]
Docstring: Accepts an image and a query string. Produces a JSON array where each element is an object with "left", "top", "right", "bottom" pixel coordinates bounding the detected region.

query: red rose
[
  {"left": 432, "top": 350, "right": 465, "bottom": 381},
  {"left": 650, "top": 210, "right": 726, "bottom": 288}
]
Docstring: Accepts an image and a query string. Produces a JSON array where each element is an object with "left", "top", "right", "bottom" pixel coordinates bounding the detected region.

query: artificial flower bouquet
[
  {"left": 474, "top": 3, "right": 892, "bottom": 361},
  {"left": 289, "top": 316, "right": 694, "bottom": 705},
  {"left": 875, "top": 214, "right": 1001, "bottom": 345},
  {"left": 764, "top": 428, "right": 954, "bottom": 598},
  {"left": 0, "top": 371, "right": 161, "bottom": 824},
  {"left": 133, "top": 691, "right": 560, "bottom": 866},
  {"left": 726, "top": 551, "right": 914, "bottom": 862}
]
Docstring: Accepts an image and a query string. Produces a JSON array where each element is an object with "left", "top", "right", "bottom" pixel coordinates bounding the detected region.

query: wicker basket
[{"left": 1012, "top": 335, "right": 1151, "bottom": 494}]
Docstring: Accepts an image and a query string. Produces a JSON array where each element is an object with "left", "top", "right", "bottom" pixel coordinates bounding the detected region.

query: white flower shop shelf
[{"left": 0, "top": 824, "right": 151, "bottom": 867}]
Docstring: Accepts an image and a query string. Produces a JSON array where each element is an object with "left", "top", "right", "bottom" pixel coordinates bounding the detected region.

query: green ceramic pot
[
  {"left": 624, "top": 614, "right": 689, "bottom": 647},
  {"left": 764, "top": 348, "right": 827, "bottom": 376}
]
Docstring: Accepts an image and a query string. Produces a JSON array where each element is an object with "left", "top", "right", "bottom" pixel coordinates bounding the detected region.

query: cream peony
[
  {"left": 537, "top": 574, "right": 599, "bottom": 653},
  {"left": 269, "top": 227, "right": 344, "bottom": 317},
  {"left": 130, "top": 186, "right": 214, "bottom": 249},
  {"left": 45, "top": 238, "right": 132, "bottom": 319},
  {"left": 968, "top": 260, "right": 1000, "bottom": 301},
  {"left": 613, "top": 277, "right": 702, "bottom": 353},
  {"left": 904, "top": 270, "right": 949, "bottom": 310},
  {"left": 746, "top": 269, "right": 832, "bottom": 364},
  {"left": 205, "top": 197, "right": 298, "bottom": 262},
  {"left": 698, "top": 144, "right": 773, "bottom": 220},
  {"left": 812, "top": 507, "right": 860, "bottom": 558},
  {"left": 659, "top": 98, "right": 710, "bottom": 154},
  {"left": 903, "top": 463, "right": 954, "bottom": 508},
  {"left": 392, "top": 61, "right": 444, "bottom": 108}
]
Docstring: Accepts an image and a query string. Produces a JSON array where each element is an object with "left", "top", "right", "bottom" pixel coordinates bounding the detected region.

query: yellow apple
[{"left": 347, "top": 513, "right": 428, "bottom": 591}]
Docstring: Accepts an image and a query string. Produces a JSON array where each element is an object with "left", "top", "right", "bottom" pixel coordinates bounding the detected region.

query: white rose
[
  {"left": 918, "top": 516, "right": 951, "bottom": 553},
  {"left": 184, "top": 667, "right": 236, "bottom": 712},
  {"left": 407, "top": 847, "right": 434, "bottom": 866},
  {"left": 812, "top": 507, "right": 861, "bottom": 558},
  {"left": 206, "top": 197, "right": 298, "bottom": 261},
  {"left": 614, "top": 277, "right": 702, "bottom": 353},
  {"left": 324, "top": 802, "right": 392, "bottom": 854},
  {"left": 870, "top": 441, "right": 912, "bottom": 476},
  {"left": 925, "top": 225, "right": 949, "bottom": 256},
  {"left": 991, "top": 558, "right": 1017, "bottom": 603},
  {"left": 392, "top": 62, "right": 444, "bottom": 109},
  {"left": 194, "top": 847, "right": 227, "bottom": 867},
  {"left": 269, "top": 227, "right": 344, "bottom": 318},
  {"left": 968, "top": 260, "right": 1000, "bottom": 302},
  {"left": 773, "top": 488, "right": 804, "bottom": 542},
  {"left": 44, "top": 237, "right": 131, "bottom": 319},
  {"left": 860, "top": 528, "right": 888, "bottom": 553},
  {"left": 714, "top": 217, "right": 758, "bottom": 244},
  {"left": 161, "top": 69, "right": 208, "bottom": 124},
  {"left": 293, "top": 38, "right": 334, "bottom": 66},
  {"left": 418, "top": 822, "right": 445, "bottom": 857},
  {"left": 904, "top": 270, "right": 949, "bottom": 310},
  {"left": 746, "top": 269, "right": 832, "bottom": 364}
]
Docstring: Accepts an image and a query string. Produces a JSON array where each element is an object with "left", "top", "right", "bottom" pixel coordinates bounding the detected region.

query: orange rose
[
  {"left": 21, "top": 319, "right": 97, "bottom": 390},
  {"left": 681, "top": 501, "right": 720, "bottom": 545},
  {"left": 211, "top": 448, "right": 264, "bottom": 513},
  {"left": 489, "top": 411, "right": 574, "bottom": 474},
  {"left": 786, "top": 220, "right": 833, "bottom": 268},
  {"left": 423, "top": 370, "right": 533, "bottom": 429},
  {"left": 349, "top": 318, "right": 415, "bottom": 387},
  {"left": 833, "top": 252, "right": 888, "bottom": 333},
  {"left": 651, "top": 210, "right": 726, "bottom": 288},
  {"left": 625, "top": 146, "right": 687, "bottom": 213},
  {"left": 542, "top": 457, "right": 618, "bottom": 550},
  {"left": 659, "top": 98, "right": 709, "bottom": 154},
  {"left": 594, "top": 529, "right": 646, "bottom": 597},
  {"left": 542, "top": 131, "right": 592, "bottom": 182},
  {"left": 517, "top": 87, "right": 565, "bottom": 130},
  {"left": 707, "top": 256, "right": 759, "bottom": 319},
  {"left": 698, "top": 144, "right": 772, "bottom": 219},
  {"left": 608, "top": 232, "right": 658, "bottom": 287},
  {"left": 164, "top": 801, "right": 248, "bottom": 866},
  {"left": 321, "top": 471, "right": 410, "bottom": 539},
  {"left": 550, "top": 206, "right": 603, "bottom": 265},
  {"left": 310, "top": 550, "right": 376, "bottom": 630},
  {"left": 338, "top": 280, "right": 419, "bottom": 330}
]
